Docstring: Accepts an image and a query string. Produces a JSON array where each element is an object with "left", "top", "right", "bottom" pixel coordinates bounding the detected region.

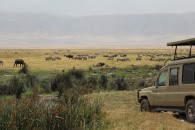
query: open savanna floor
[
  {"left": 0, "top": 49, "right": 173, "bottom": 72},
  {"left": 94, "top": 91, "right": 195, "bottom": 130}
]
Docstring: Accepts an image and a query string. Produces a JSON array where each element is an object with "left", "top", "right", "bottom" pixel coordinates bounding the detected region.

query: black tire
[
  {"left": 178, "top": 112, "right": 186, "bottom": 117},
  {"left": 185, "top": 99, "right": 195, "bottom": 123},
  {"left": 141, "top": 99, "right": 151, "bottom": 112}
]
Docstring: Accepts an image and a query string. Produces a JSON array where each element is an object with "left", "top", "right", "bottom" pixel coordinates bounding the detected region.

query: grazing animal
[
  {"left": 117, "top": 58, "right": 130, "bottom": 62},
  {"left": 136, "top": 56, "right": 142, "bottom": 61},
  {"left": 45, "top": 56, "right": 53, "bottom": 61},
  {"left": 95, "top": 62, "right": 105, "bottom": 67},
  {"left": 88, "top": 56, "right": 96, "bottom": 59},
  {"left": 72, "top": 56, "right": 82, "bottom": 60},
  {"left": 107, "top": 57, "right": 114, "bottom": 61},
  {"left": 103, "top": 54, "right": 109, "bottom": 57},
  {"left": 0, "top": 60, "right": 3, "bottom": 65},
  {"left": 14, "top": 59, "right": 25, "bottom": 67},
  {"left": 54, "top": 57, "right": 61, "bottom": 60},
  {"left": 45, "top": 56, "right": 61, "bottom": 61},
  {"left": 82, "top": 57, "right": 88, "bottom": 60},
  {"left": 65, "top": 54, "right": 73, "bottom": 59}
]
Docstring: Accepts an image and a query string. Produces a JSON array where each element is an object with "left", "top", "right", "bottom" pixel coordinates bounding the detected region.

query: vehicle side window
[
  {"left": 183, "top": 64, "right": 195, "bottom": 84},
  {"left": 158, "top": 70, "right": 168, "bottom": 86},
  {"left": 169, "top": 68, "right": 178, "bottom": 86}
]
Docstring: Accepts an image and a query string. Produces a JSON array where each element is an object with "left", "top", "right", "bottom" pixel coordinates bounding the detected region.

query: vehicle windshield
[{"left": 158, "top": 70, "right": 168, "bottom": 86}]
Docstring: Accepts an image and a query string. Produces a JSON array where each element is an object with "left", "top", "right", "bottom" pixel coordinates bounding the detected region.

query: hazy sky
[{"left": 0, "top": 0, "right": 195, "bottom": 16}]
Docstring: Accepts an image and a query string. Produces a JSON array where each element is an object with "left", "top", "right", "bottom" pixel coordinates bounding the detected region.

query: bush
[
  {"left": 98, "top": 74, "right": 108, "bottom": 89},
  {"left": 18, "top": 64, "right": 29, "bottom": 74},
  {"left": 0, "top": 84, "right": 8, "bottom": 96},
  {"left": 107, "top": 81, "right": 118, "bottom": 90},
  {"left": 115, "top": 77, "right": 129, "bottom": 90},
  {"left": 8, "top": 76, "right": 24, "bottom": 99},
  {"left": 137, "top": 79, "right": 146, "bottom": 88},
  {"left": 51, "top": 73, "right": 72, "bottom": 92},
  {"left": 67, "top": 69, "right": 84, "bottom": 80},
  {"left": 40, "top": 80, "right": 51, "bottom": 94},
  {"left": 87, "top": 76, "right": 98, "bottom": 86},
  {"left": 25, "top": 74, "right": 39, "bottom": 88}
]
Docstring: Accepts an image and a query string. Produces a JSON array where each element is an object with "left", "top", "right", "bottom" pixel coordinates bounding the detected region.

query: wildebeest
[
  {"left": 117, "top": 58, "right": 130, "bottom": 62},
  {"left": 95, "top": 62, "right": 105, "bottom": 67},
  {"left": 107, "top": 57, "right": 114, "bottom": 61},
  {"left": 82, "top": 57, "right": 87, "bottom": 60},
  {"left": 0, "top": 60, "right": 3, "bottom": 65},
  {"left": 103, "top": 54, "right": 109, "bottom": 57},
  {"left": 136, "top": 56, "right": 142, "bottom": 61},
  {"left": 53, "top": 57, "right": 61, "bottom": 60},
  {"left": 14, "top": 59, "right": 25, "bottom": 67},
  {"left": 88, "top": 55, "right": 96, "bottom": 59},
  {"left": 72, "top": 56, "right": 82, "bottom": 60},
  {"left": 45, "top": 56, "right": 61, "bottom": 61},
  {"left": 65, "top": 54, "right": 73, "bottom": 59},
  {"left": 45, "top": 56, "right": 53, "bottom": 61}
]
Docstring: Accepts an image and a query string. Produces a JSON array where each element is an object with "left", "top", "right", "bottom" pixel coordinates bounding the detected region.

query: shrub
[
  {"left": 8, "top": 76, "right": 24, "bottom": 99},
  {"left": 137, "top": 79, "right": 146, "bottom": 88},
  {"left": 87, "top": 76, "right": 98, "bottom": 86},
  {"left": 25, "top": 74, "right": 39, "bottom": 88},
  {"left": 51, "top": 73, "right": 72, "bottom": 92},
  {"left": 98, "top": 74, "right": 108, "bottom": 89},
  {"left": 18, "top": 64, "right": 29, "bottom": 74},
  {"left": 40, "top": 80, "right": 51, "bottom": 94},
  {"left": 67, "top": 69, "right": 84, "bottom": 80},
  {"left": 0, "top": 84, "right": 8, "bottom": 95},
  {"left": 115, "top": 77, "right": 129, "bottom": 90},
  {"left": 107, "top": 81, "right": 118, "bottom": 90}
]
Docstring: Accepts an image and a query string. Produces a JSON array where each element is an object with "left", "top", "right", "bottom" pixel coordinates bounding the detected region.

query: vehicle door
[
  {"left": 152, "top": 69, "right": 168, "bottom": 106},
  {"left": 165, "top": 66, "right": 180, "bottom": 106}
]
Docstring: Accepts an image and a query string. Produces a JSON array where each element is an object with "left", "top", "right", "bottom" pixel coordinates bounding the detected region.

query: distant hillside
[{"left": 0, "top": 12, "right": 195, "bottom": 48}]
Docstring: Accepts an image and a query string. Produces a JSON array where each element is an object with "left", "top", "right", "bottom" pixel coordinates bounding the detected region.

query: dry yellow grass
[
  {"left": 0, "top": 49, "right": 173, "bottom": 72},
  {"left": 1, "top": 49, "right": 195, "bottom": 129},
  {"left": 92, "top": 91, "right": 195, "bottom": 130}
]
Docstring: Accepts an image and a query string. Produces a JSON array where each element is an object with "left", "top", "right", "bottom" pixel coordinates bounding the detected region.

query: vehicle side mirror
[{"left": 154, "top": 80, "right": 159, "bottom": 88}]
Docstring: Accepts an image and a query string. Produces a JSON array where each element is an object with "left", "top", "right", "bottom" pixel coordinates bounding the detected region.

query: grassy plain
[
  {"left": 1, "top": 49, "right": 194, "bottom": 130},
  {"left": 0, "top": 49, "right": 173, "bottom": 71}
]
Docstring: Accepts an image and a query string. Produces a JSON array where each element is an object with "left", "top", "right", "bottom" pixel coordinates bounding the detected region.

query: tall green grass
[{"left": 0, "top": 87, "right": 104, "bottom": 130}]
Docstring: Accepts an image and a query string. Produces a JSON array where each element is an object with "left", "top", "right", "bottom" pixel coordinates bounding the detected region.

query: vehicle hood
[{"left": 141, "top": 86, "right": 155, "bottom": 92}]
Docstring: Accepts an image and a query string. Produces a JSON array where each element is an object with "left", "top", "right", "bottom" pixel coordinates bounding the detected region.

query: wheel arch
[
  {"left": 184, "top": 96, "right": 195, "bottom": 105},
  {"left": 139, "top": 96, "right": 148, "bottom": 102}
]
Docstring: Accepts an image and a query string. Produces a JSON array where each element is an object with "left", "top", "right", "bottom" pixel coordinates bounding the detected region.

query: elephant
[{"left": 14, "top": 59, "right": 25, "bottom": 67}]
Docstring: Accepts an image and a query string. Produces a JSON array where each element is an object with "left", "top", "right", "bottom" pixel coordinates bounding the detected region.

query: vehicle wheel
[
  {"left": 185, "top": 99, "right": 195, "bottom": 123},
  {"left": 178, "top": 113, "right": 185, "bottom": 117},
  {"left": 141, "top": 99, "right": 151, "bottom": 112}
]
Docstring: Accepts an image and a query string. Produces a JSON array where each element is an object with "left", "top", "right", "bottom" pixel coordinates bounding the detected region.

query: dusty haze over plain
[{"left": 0, "top": 0, "right": 195, "bottom": 49}]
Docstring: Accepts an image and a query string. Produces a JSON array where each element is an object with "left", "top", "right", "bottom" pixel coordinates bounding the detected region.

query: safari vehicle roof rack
[{"left": 167, "top": 38, "right": 195, "bottom": 60}]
